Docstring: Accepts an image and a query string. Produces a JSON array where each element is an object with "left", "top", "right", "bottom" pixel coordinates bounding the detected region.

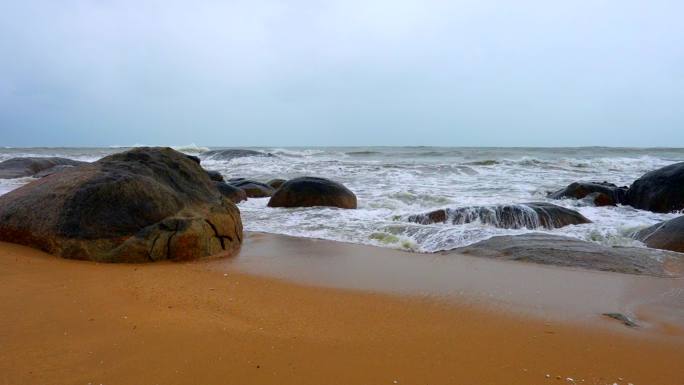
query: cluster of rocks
[
  {"left": 547, "top": 162, "right": 684, "bottom": 253},
  {"left": 548, "top": 162, "right": 684, "bottom": 213},
  {"left": 404, "top": 161, "right": 684, "bottom": 275},
  {"left": 0, "top": 147, "right": 357, "bottom": 263},
  {"left": 0, "top": 157, "right": 88, "bottom": 179}
]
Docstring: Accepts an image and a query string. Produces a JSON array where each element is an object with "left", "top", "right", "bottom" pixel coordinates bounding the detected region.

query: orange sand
[{"left": 1, "top": 240, "right": 683, "bottom": 385}]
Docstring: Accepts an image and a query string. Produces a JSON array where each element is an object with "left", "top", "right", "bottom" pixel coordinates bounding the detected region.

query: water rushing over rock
[{"left": 407, "top": 203, "right": 590, "bottom": 229}]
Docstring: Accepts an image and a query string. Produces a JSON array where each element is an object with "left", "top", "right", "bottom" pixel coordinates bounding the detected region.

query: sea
[{"left": 1, "top": 145, "right": 683, "bottom": 253}]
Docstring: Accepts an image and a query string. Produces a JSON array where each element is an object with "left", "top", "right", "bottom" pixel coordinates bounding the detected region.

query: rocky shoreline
[{"left": 0, "top": 147, "right": 683, "bottom": 275}]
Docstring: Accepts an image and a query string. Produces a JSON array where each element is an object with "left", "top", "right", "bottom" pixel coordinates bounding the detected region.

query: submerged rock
[
  {"left": 633, "top": 216, "right": 684, "bottom": 253},
  {"left": 407, "top": 202, "right": 590, "bottom": 229},
  {"left": 451, "top": 233, "right": 682, "bottom": 277},
  {"left": 203, "top": 149, "right": 273, "bottom": 161},
  {"left": 228, "top": 179, "right": 275, "bottom": 198},
  {"left": 626, "top": 162, "right": 684, "bottom": 213},
  {"left": 0, "top": 157, "right": 87, "bottom": 179},
  {"left": 602, "top": 313, "right": 639, "bottom": 328},
  {"left": 0, "top": 147, "right": 243, "bottom": 262},
  {"left": 549, "top": 181, "right": 627, "bottom": 206},
  {"left": 266, "top": 178, "right": 287, "bottom": 189},
  {"left": 267, "top": 177, "right": 357, "bottom": 209},
  {"left": 215, "top": 181, "right": 247, "bottom": 203}
]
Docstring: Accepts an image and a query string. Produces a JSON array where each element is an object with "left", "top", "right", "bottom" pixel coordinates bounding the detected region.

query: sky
[{"left": 1, "top": 0, "right": 683, "bottom": 147}]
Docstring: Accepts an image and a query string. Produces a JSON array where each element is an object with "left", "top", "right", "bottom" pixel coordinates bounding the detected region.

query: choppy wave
[{"left": 1, "top": 146, "right": 683, "bottom": 252}]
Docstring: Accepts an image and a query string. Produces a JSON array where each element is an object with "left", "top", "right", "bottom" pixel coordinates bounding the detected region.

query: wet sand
[{"left": 1, "top": 238, "right": 684, "bottom": 385}]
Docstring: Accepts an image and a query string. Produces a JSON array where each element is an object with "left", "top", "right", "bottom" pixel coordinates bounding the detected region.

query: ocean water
[{"left": 1, "top": 146, "right": 683, "bottom": 253}]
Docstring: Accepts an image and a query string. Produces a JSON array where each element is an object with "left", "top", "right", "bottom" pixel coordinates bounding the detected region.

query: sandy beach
[{"left": 2, "top": 236, "right": 683, "bottom": 385}]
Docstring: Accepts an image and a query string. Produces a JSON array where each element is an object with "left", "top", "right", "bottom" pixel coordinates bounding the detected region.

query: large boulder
[
  {"left": 203, "top": 149, "right": 273, "bottom": 161},
  {"left": 0, "top": 157, "right": 87, "bottom": 179},
  {"left": 229, "top": 179, "right": 275, "bottom": 198},
  {"left": 633, "top": 216, "right": 684, "bottom": 253},
  {"left": 452, "top": 233, "right": 683, "bottom": 277},
  {"left": 549, "top": 181, "right": 628, "bottom": 206},
  {"left": 267, "top": 177, "right": 357, "bottom": 209},
  {"left": 625, "top": 162, "right": 684, "bottom": 213},
  {"left": 407, "top": 202, "right": 590, "bottom": 229},
  {"left": 215, "top": 181, "right": 247, "bottom": 203},
  {"left": 0, "top": 147, "right": 242, "bottom": 262}
]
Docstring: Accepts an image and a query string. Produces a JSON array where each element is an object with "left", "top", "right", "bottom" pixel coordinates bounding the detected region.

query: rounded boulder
[{"left": 267, "top": 177, "right": 357, "bottom": 209}]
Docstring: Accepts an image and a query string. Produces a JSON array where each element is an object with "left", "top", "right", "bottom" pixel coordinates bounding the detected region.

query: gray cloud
[{"left": 1, "top": 0, "right": 683, "bottom": 147}]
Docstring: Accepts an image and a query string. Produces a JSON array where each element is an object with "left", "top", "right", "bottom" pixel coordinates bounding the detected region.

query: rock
[
  {"left": 451, "top": 233, "right": 682, "bottom": 276},
  {"left": 185, "top": 154, "right": 201, "bottom": 164},
  {"left": 602, "top": 313, "right": 638, "bottom": 328},
  {"left": 266, "top": 178, "right": 287, "bottom": 189},
  {"left": 267, "top": 177, "right": 357, "bottom": 209},
  {"left": 548, "top": 181, "right": 627, "bottom": 206},
  {"left": 407, "top": 202, "right": 590, "bottom": 229},
  {"left": 34, "top": 165, "right": 79, "bottom": 178},
  {"left": 633, "top": 216, "right": 684, "bottom": 253},
  {"left": 203, "top": 149, "right": 273, "bottom": 161},
  {"left": 0, "top": 157, "right": 87, "bottom": 179},
  {"left": 587, "top": 192, "right": 614, "bottom": 207},
  {"left": 206, "top": 170, "right": 224, "bottom": 182},
  {"left": 626, "top": 162, "right": 684, "bottom": 213},
  {"left": 215, "top": 181, "right": 247, "bottom": 203},
  {"left": 229, "top": 179, "right": 275, "bottom": 198},
  {"left": 0, "top": 147, "right": 243, "bottom": 262}
]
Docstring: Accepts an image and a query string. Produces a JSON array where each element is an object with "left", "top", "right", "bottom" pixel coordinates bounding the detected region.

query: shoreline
[
  {"left": 225, "top": 232, "right": 684, "bottom": 335},
  {"left": 1, "top": 238, "right": 684, "bottom": 384}
]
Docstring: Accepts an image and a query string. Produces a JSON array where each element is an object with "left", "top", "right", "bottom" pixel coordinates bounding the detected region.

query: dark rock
[
  {"left": 633, "top": 216, "right": 684, "bottom": 253},
  {"left": 626, "top": 162, "right": 684, "bottom": 213},
  {"left": 206, "top": 170, "right": 224, "bottom": 182},
  {"left": 229, "top": 179, "right": 275, "bottom": 198},
  {"left": 203, "top": 149, "right": 273, "bottom": 161},
  {"left": 587, "top": 192, "right": 614, "bottom": 207},
  {"left": 548, "top": 181, "right": 627, "bottom": 206},
  {"left": 0, "top": 147, "right": 243, "bottom": 262},
  {"left": 0, "top": 157, "right": 87, "bottom": 179},
  {"left": 215, "top": 181, "right": 247, "bottom": 203},
  {"left": 602, "top": 313, "right": 639, "bottom": 328},
  {"left": 407, "top": 202, "right": 590, "bottom": 229},
  {"left": 267, "top": 177, "right": 357, "bottom": 209},
  {"left": 451, "top": 233, "right": 683, "bottom": 277},
  {"left": 185, "top": 154, "right": 201, "bottom": 164},
  {"left": 266, "top": 178, "right": 287, "bottom": 189}
]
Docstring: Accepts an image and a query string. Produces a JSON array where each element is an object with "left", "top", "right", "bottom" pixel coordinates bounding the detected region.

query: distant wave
[
  {"left": 463, "top": 160, "right": 500, "bottom": 166},
  {"left": 346, "top": 151, "right": 381, "bottom": 156},
  {"left": 107, "top": 143, "right": 210, "bottom": 154}
]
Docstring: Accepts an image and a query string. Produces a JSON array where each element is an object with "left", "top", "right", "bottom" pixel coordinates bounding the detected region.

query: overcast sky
[{"left": 1, "top": 0, "right": 682, "bottom": 147}]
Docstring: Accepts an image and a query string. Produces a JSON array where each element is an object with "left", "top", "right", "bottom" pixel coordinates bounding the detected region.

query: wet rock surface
[
  {"left": 0, "top": 157, "right": 87, "bottom": 179},
  {"left": 451, "top": 233, "right": 683, "bottom": 277},
  {"left": 407, "top": 202, "right": 590, "bottom": 229},
  {"left": 633, "top": 216, "right": 684, "bottom": 253},
  {"left": 549, "top": 181, "right": 627, "bottom": 206},
  {"left": 626, "top": 162, "right": 684, "bottom": 213},
  {"left": 268, "top": 177, "right": 357, "bottom": 209},
  {"left": 229, "top": 179, "right": 275, "bottom": 198}
]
